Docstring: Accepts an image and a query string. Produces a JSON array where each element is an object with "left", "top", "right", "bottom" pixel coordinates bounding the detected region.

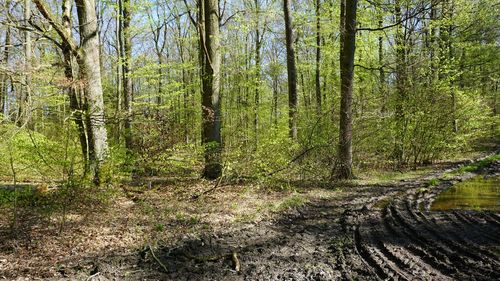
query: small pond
[{"left": 430, "top": 176, "right": 500, "bottom": 211}]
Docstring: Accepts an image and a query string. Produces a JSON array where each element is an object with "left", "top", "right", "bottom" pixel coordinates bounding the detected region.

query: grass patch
[
  {"left": 174, "top": 212, "right": 201, "bottom": 226},
  {"left": 443, "top": 153, "right": 500, "bottom": 178},
  {"left": 427, "top": 178, "right": 440, "bottom": 186},
  {"left": 273, "top": 193, "right": 308, "bottom": 212},
  {"left": 457, "top": 153, "right": 500, "bottom": 173},
  {"left": 358, "top": 167, "right": 433, "bottom": 185}
]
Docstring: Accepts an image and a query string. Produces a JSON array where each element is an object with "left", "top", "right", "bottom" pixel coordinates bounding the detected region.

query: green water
[{"left": 430, "top": 176, "right": 500, "bottom": 211}]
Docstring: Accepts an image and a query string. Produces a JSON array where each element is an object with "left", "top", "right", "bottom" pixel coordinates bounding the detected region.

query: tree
[
  {"left": 115, "top": 0, "right": 123, "bottom": 141},
  {"left": 283, "top": 0, "right": 298, "bottom": 140},
  {"left": 254, "top": 0, "right": 262, "bottom": 147},
  {"left": 33, "top": 0, "right": 109, "bottom": 183},
  {"left": 146, "top": 2, "right": 168, "bottom": 106},
  {"left": 74, "top": 0, "right": 109, "bottom": 183},
  {"left": 315, "top": 0, "right": 322, "bottom": 115},
  {"left": 17, "top": 0, "right": 32, "bottom": 127},
  {"left": 201, "top": 0, "right": 222, "bottom": 179},
  {"left": 377, "top": 3, "right": 386, "bottom": 113},
  {"left": 61, "top": 0, "right": 89, "bottom": 170},
  {"left": 333, "top": 0, "right": 357, "bottom": 180},
  {"left": 393, "top": 0, "right": 406, "bottom": 165},
  {"left": 0, "top": 0, "right": 12, "bottom": 118},
  {"left": 121, "top": 0, "right": 134, "bottom": 153}
]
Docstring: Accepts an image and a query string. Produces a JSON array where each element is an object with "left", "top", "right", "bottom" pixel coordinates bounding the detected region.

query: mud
[{"left": 41, "top": 160, "right": 500, "bottom": 281}]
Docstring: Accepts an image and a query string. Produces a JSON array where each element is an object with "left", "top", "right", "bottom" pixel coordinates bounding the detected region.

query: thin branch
[
  {"left": 220, "top": 10, "right": 243, "bottom": 27},
  {"left": 148, "top": 244, "right": 169, "bottom": 273},
  {"left": 357, "top": 3, "right": 433, "bottom": 32},
  {"left": 182, "top": 0, "right": 197, "bottom": 26},
  {"left": 354, "top": 64, "right": 382, "bottom": 71}
]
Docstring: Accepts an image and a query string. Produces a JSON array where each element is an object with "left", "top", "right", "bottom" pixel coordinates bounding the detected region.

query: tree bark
[
  {"left": 393, "top": 0, "right": 406, "bottom": 164},
  {"left": 75, "top": 0, "right": 109, "bottom": 184},
  {"left": 62, "top": 0, "right": 89, "bottom": 170},
  {"left": 441, "top": 0, "right": 457, "bottom": 133},
  {"left": 201, "top": 0, "right": 222, "bottom": 179},
  {"left": 122, "top": 0, "right": 133, "bottom": 152},
  {"left": 272, "top": 73, "right": 278, "bottom": 126},
  {"left": 175, "top": 15, "right": 189, "bottom": 143},
  {"left": 378, "top": 7, "right": 386, "bottom": 114},
  {"left": 315, "top": 0, "right": 322, "bottom": 115},
  {"left": 283, "top": 0, "right": 298, "bottom": 140},
  {"left": 0, "top": 0, "right": 11, "bottom": 117},
  {"left": 254, "top": 0, "right": 261, "bottom": 147},
  {"left": 333, "top": 0, "right": 357, "bottom": 180},
  {"left": 115, "top": 0, "right": 123, "bottom": 142},
  {"left": 17, "top": 0, "right": 32, "bottom": 127}
]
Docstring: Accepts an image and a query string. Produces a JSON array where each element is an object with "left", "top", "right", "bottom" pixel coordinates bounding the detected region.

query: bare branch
[
  {"left": 357, "top": 3, "right": 433, "bottom": 32},
  {"left": 32, "top": 0, "right": 79, "bottom": 57},
  {"left": 182, "top": 0, "right": 197, "bottom": 26}
]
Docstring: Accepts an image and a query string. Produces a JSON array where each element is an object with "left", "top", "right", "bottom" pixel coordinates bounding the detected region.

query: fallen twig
[
  {"left": 231, "top": 252, "right": 241, "bottom": 273},
  {"left": 85, "top": 272, "right": 100, "bottom": 281},
  {"left": 149, "top": 244, "right": 169, "bottom": 273}
]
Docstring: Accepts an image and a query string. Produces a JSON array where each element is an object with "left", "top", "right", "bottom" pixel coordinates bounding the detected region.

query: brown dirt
[{"left": 1, "top": 159, "right": 498, "bottom": 280}]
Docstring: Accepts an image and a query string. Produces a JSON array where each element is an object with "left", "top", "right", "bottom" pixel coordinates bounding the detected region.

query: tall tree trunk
[
  {"left": 429, "top": 1, "right": 437, "bottom": 68},
  {"left": 0, "top": 0, "right": 11, "bottom": 117},
  {"left": 315, "top": 0, "right": 322, "bottom": 115},
  {"left": 115, "top": 0, "right": 123, "bottom": 142},
  {"left": 244, "top": 33, "right": 250, "bottom": 143},
  {"left": 272, "top": 75, "right": 278, "bottom": 126},
  {"left": 122, "top": 0, "right": 133, "bottom": 153},
  {"left": 201, "top": 0, "right": 222, "bottom": 179},
  {"left": 296, "top": 49, "right": 309, "bottom": 114},
  {"left": 283, "top": 0, "right": 298, "bottom": 140},
  {"left": 176, "top": 15, "right": 189, "bottom": 143},
  {"left": 18, "top": 0, "right": 32, "bottom": 127},
  {"left": 333, "top": 0, "right": 357, "bottom": 180},
  {"left": 441, "top": 0, "right": 457, "bottom": 133},
  {"left": 393, "top": 0, "right": 406, "bottom": 165},
  {"left": 75, "top": 0, "right": 109, "bottom": 184},
  {"left": 378, "top": 7, "right": 386, "bottom": 114},
  {"left": 157, "top": 54, "right": 163, "bottom": 105},
  {"left": 254, "top": 0, "right": 261, "bottom": 147},
  {"left": 62, "top": 0, "right": 89, "bottom": 171}
]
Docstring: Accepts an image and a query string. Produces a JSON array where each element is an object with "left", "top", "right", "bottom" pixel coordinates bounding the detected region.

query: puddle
[{"left": 431, "top": 176, "right": 500, "bottom": 211}]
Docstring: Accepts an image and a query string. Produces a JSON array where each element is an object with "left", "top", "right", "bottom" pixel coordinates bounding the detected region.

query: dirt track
[
  {"left": 39, "top": 160, "right": 500, "bottom": 281},
  {"left": 344, "top": 171, "right": 500, "bottom": 281}
]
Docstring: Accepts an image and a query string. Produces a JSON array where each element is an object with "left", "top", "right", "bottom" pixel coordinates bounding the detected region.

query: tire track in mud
[
  {"left": 343, "top": 164, "right": 500, "bottom": 280},
  {"left": 59, "top": 159, "right": 498, "bottom": 281}
]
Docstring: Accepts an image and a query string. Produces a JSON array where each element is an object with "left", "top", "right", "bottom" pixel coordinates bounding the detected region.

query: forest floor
[{"left": 0, "top": 154, "right": 499, "bottom": 280}]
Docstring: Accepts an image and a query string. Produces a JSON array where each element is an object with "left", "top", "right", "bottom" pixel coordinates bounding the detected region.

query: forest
[{"left": 0, "top": 0, "right": 498, "bottom": 280}]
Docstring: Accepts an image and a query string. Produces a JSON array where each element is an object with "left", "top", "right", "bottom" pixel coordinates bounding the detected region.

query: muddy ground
[{"left": 2, "top": 159, "right": 499, "bottom": 281}]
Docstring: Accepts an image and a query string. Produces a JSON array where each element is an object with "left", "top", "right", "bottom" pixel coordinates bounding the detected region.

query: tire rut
[{"left": 342, "top": 164, "right": 500, "bottom": 281}]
